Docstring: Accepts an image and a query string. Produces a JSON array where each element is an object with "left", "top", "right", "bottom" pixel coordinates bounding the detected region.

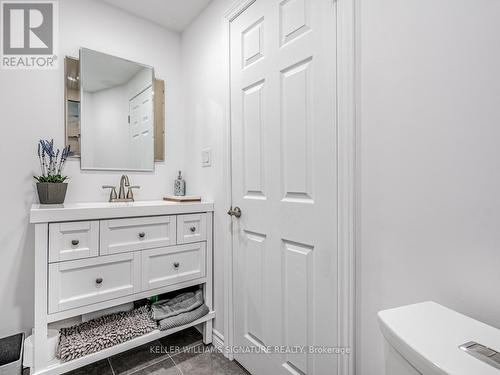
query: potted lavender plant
[{"left": 34, "top": 139, "right": 71, "bottom": 204}]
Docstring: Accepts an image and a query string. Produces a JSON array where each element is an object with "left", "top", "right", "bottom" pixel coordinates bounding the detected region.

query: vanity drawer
[
  {"left": 100, "top": 216, "right": 176, "bottom": 255},
  {"left": 48, "top": 253, "right": 141, "bottom": 313},
  {"left": 49, "top": 221, "right": 99, "bottom": 262},
  {"left": 141, "top": 242, "right": 206, "bottom": 290},
  {"left": 176, "top": 214, "right": 207, "bottom": 244}
]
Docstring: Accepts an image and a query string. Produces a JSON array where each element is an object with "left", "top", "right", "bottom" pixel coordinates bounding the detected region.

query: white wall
[
  {"left": 181, "top": 0, "right": 234, "bottom": 337},
  {"left": 0, "top": 0, "right": 184, "bottom": 337},
  {"left": 357, "top": 0, "right": 500, "bottom": 373}
]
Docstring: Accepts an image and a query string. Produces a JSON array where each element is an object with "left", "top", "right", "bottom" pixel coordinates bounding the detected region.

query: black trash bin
[{"left": 0, "top": 333, "right": 24, "bottom": 375}]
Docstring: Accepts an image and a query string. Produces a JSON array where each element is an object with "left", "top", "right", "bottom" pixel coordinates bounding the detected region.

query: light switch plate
[{"left": 201, "top": 148, "right": 212, "bottom": 167}]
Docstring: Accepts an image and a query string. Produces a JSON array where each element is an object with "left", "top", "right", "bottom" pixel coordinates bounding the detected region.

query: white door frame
[{"left": 221, "top": 1, "right": 356, "bottom": 374}]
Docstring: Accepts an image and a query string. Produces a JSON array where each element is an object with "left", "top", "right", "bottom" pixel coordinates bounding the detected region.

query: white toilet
[{"left": 378, "top": 301, "right": 500, "bottom": 375}]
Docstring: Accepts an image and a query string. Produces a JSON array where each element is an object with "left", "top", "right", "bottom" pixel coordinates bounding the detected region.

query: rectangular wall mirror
[
  {"left": 64, "top": 56, "right": 165, "bottom": 164},
  {"left": 67, "top": 48, "right": 160, "bottom": 171},
  {"left": 80, "top": 48, "right": 154, "bottom": 171}
]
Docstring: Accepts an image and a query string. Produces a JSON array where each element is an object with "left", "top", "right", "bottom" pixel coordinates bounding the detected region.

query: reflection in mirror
[
  {"left": 65, "top": 57, "right": 81, "bottom": 156},
  {"left": 80, "top": 48, "right": 155, "bottom": 171}
]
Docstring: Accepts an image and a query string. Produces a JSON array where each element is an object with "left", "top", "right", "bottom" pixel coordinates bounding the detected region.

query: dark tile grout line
[
  {"left": 170, "top": 345, "right": 198, "bottom": 375},
  {"left": 109, "top": 340, "right": 204, "bottom": 375},
  {"left": 234, "top": 359, "right": 251, "bottom": 375},
  {"left": 107, "top": 358, "right": 116, "bottom": 375},
  {"left": 170, "top": 354, "right": 183, "bottom": 374},
  {"left": 126, "top": 356, "right": 175, "bottom": 375},
  {"left": 164, "top": 341, "right": 204, "bottom": 375},
  {"left": 113, "top": 354, "right": 170, "bottom": 375},
  {"left": 123, "top": 349, "right": 190, "bottom": 375},
  {"left": 168, "top": 340, "right": 203, "bottom": 359},
  {"left": 173, "top": 357, "right": 186, "bottom": 375},
  {"left": 170, "top": 342, "right": 247, "bottom": 375}
]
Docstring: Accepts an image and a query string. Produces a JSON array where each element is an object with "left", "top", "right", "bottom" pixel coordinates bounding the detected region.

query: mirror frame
[{"left": 79, "top": 47, "right": 156, "bottom": 172}]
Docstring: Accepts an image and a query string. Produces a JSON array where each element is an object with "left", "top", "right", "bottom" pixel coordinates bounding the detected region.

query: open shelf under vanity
[{"left": 39, "top": 310, "right": 215, "bottom": 375}]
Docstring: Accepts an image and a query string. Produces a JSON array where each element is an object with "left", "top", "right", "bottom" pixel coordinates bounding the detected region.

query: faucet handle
[
  {"left": 102, "top": 185, "right": 118, "bottom": 202},
  {"left": 126, "top": 186, "right": 140, "bottom": 201}
]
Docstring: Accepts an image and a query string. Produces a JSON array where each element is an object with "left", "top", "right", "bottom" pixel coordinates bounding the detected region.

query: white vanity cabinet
[{"left": 30, "top": 201, "right": 214, "bottom": 375}]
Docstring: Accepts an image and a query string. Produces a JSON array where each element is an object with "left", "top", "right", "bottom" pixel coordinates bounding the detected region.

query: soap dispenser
[{"left": 174, "top": 171, "right": 186, "bottom": 196}]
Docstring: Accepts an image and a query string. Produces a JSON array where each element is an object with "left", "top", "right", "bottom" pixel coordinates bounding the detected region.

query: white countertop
[
  {"left": 30, "top": 200, "right": 214, "bottom": 223},
  {"left": 378, "top": 301, "right": 500, "bottom": 375}
]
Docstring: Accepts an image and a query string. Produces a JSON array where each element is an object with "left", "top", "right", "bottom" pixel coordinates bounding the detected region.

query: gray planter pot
[{"left": 36, "top": 183, "right": 68, "bottom": 204}]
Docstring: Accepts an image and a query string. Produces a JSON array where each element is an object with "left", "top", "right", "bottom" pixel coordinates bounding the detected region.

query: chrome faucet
[
  {"left": 118, "top": 175, "right": 130, "bottom": 200},
  {"left": 102, "top": 175, "right": 140, "bottom": 202}
]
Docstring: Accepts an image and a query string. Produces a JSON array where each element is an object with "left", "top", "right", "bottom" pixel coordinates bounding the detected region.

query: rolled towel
[
  {"left": 158, "top": 304, "right": 209, "bottom": 331},
  {"left": 152, "top": 289, "right": 203, "bottom": 321}
]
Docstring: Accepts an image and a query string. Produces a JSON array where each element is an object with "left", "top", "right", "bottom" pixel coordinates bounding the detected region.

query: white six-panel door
[
  {"left": 129, "top": 86, "right": 153, "bottom": 169},
  {"left": 230, "top": 0, "right": 338, "bottom": 374}
]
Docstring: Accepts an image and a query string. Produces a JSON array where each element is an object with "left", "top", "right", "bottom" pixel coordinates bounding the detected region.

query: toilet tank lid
[{"left": 378, "top": 302, "right": 500, "bottom": 375}]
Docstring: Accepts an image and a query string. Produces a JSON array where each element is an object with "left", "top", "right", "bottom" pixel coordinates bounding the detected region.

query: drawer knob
[
  {"left": 138, "top": 232, "right": 146, "bottom": 238},
  {"left": 190, "top": 226, "right": 196, "bottom": 233},
  {"left": 71, "top": 239, "right": 79, "bottom": 246},
  {"left": 95, "top": 277, "right": 103, "bottom": 285},
  {"left": 173, "top": 262, "right": 180, "bottom": 269}
]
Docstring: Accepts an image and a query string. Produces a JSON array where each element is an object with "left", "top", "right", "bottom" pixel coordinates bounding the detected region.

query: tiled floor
[{"left": 50, "top": 327, "right": 251, "bottom": 375}]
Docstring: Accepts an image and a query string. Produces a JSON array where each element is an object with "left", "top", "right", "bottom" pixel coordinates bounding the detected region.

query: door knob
[
  {"left": 138, "top": 232, "right": 146, "bottom": 238},
  {"left": 227, "top": 206, "right": 242, "bottom": 218}
]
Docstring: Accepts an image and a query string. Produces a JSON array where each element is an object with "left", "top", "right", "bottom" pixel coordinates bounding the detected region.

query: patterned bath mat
[{"left": 57, "top": 306, "right": 157, "bottom": 362}]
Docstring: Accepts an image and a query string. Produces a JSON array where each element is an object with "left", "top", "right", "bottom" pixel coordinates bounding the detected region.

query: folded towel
[
  {"left": 158, "top": 304, "right": 209, "bottom": 331},
  {"left": 152, "top": 289, "right": 203, "bottom": 321},
  {"left": 57, "top": 306, "right": 156, "bottom": 362}
]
